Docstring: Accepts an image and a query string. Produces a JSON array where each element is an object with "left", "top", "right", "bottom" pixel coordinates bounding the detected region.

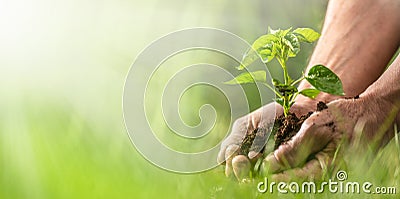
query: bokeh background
[{"left": 1, "top": 0, "right": 398, "bottom": 198}]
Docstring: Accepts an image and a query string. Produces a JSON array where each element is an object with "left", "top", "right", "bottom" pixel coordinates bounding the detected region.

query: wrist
[{"left": 361, "top": 85, "right": 400, "bottom": 127}]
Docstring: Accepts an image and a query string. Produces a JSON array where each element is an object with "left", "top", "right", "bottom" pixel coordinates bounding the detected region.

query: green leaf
[
  {"left": 280, "top": 27, "right": 292, "bottom": 36},
  {"left": 237, "top": 50, "right": 259, "bottom": 70},
  {"left": 272, "top": 78, "right": 282, "bottom": 87},
  {"left": 305, "top": 65, "right": 345, "bottom": 96},
  {"left": 299, "top": 88, "right": 321, "bottom": 99},
  {"left": 293, "top": 28, "right": 320, "bottom": 43},
  {"left": 268, "top": 26, "right": 278, "bottom": 34},
  {"left": 236, "top": 34, "right": 278, "bottom": 70},
  {"left": 284, "top": 33, "right": 300, "bottom": 57},
  {"left": 275, "top": 98, "right": 284, "bottom": 107},
  {"left": 273, "top": 44, "right": 282, "bottom": 59},
  {"left": 224, "top": 71, "right": 266, "bottom": 85},
  {"left": 268, "top": 27, "right": 292, "bottom": 37},
  {"left": 252, "top": 34, "right": 277, "bottom": 50},
  {"left": 259, "top": 48, "right": 274, "bottom": 63}
]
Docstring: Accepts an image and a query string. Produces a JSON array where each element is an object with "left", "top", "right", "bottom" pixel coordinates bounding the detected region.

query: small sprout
[{"left": 225, "top": 27, "right": 344, "bottom": 117}]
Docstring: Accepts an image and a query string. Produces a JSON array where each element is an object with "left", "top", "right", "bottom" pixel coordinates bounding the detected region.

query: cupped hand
[
  {"left": 262, "top": 93, "right": 399, "bottom": 181},
  {"left": 217, "top": 100, "right": 316, "bottom": 181}
]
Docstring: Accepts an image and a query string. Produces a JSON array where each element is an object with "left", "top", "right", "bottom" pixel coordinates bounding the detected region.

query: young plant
[{"left": 226, "top": 27, "right": 344, "bottom": 116}]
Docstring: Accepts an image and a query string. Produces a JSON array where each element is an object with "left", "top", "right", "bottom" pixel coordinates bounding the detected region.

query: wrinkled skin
[
  {"left": 262, "top": 55, "right": 400, "bottom": 181},
  {"left": 217, "top": 0, "right": 400, "bottom": 182},
  {"left": 219, "top": 93, "right": 399, "bottom": 181},
  {"left": 217, "top": 101, "right": 316, "bottom": 180},
  {"left": 263, "top": 94, "right": 399, "bottom": 181},
  {"left": 219, "top": 57, "right": 400, "bottom": 181}
]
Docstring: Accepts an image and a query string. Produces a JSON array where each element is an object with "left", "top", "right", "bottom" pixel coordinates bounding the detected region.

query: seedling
[
  {"left": 226, "top": 27, "right": 344, "bottom": 117},
  {"left": 225, "top": 27, "right": 345, "bottom": 162}
]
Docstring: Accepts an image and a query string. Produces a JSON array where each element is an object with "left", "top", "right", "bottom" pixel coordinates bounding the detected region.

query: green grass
[
  {"left": 0, "top": 98, "right": 257, "bottom": 199},
  {"left": 1, "top": 0, "right": 398, "bottom": 198},
  {"left": 1, "top": 95, "right": 398, "bottom": 199}
]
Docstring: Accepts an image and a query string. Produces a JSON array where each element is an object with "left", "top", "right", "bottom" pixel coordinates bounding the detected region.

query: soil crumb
[{"left": 316, "top": 101, "right": 328, "bottom": 111}]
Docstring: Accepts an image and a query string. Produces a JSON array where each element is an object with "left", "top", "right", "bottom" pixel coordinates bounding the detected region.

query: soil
[
  {"left": 238, "top": 101, "right": 328, "bottom": 155},
  {"left": 238, "top": 127, "right": 268, "bottom": 156},
  {"left": 273, "top": 111, "right": 312, "bottom": 149},
  {"left": 316, "top": 101, "right": 328, "bottom": 111}
]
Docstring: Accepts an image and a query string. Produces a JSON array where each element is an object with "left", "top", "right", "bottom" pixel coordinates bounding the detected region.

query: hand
[
  {"left": 261, "top": 93, "right": 399, "bottom": 181},
  {"left": 217, "top": 100, "right": 316, "bottom": 181}
]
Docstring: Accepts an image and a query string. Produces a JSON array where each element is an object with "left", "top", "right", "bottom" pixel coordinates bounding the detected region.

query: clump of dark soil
[
  {"left": 316, "top": 101, "right": 328, "bottom": 111},
  {"left": 238, "top": 101, "right": 328, "bottom": 155},
  {"left": 273, "top": 111, "right": 312, "bottom": 149},
  {"left": 238, "top": 127, "right": 268, "bottom": 155}
]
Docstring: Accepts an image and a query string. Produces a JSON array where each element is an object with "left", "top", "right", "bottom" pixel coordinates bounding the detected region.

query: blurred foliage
[{"left": 1, "top": 0, "right": 398, "bottom": 198}]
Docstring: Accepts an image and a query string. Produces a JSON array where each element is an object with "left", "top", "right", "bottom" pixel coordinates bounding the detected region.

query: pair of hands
[{"left": 217, "top": 92, "right": 398, "bottom": 181}]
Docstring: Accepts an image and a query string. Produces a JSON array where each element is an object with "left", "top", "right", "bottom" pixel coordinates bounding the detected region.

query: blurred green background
[{"left": 1, "top": 0, "right": 398, "bottom": 198}]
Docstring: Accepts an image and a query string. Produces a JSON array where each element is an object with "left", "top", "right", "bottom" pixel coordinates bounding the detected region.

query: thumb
[{"left": 261, "top": 110, "right": 336, "bottom": 174}]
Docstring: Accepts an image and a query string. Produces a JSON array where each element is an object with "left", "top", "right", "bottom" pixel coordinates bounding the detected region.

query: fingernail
[{"left": 248, "top": 151, "right": 262, "bottom": 163}]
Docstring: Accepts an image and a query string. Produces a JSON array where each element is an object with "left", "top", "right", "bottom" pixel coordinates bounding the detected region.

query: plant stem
[
  {"left": 277, "top": 58, "right": 290, "bottom": 85},
  {"left": 291, "top": 76, "right": 305, "bottom": 86},
  {"left": 277, "top": 57, "right": 291, "bottom": 117}
]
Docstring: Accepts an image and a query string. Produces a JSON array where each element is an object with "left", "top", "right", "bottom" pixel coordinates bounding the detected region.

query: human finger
[
  {"left": 262, "top": 111, "right": 336, "bottom": 173},
  {"left": 224, "top": 145, "right": 239, "bottom": 177}
]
